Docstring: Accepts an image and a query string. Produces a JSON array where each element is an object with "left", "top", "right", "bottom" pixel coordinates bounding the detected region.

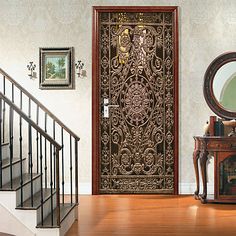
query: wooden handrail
[
  {"left": 0, "top": 92, "right": 62, "bottom": 150},
  {"left": 0, "top": 68, "right": 80, "bottom": 141}
]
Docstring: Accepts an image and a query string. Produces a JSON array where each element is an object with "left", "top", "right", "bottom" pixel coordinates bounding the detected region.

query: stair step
[
  {"left": 2, "top": 158, "right": 26, "bottom": 169},
  {"left": 0, "top": 142, "right": 9, "bottom": 147},
  {"left": 16, "top": 188, "right": 56, "bottom": 210},
  {"left": 37, "top": 203, "right": 77, "bottom": 228},
  {"left": 0, "top": 173, "right": 41, "bottom": 191}
]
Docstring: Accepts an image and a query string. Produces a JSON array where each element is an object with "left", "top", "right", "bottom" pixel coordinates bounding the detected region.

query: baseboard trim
[
  {"left": 64, "top": 182, "right": 213, "bottom": 195},
  {"left": 179, "top": 183, "right": 214, "bottom": 195},
  {"left": 64, "top": 182, "right": 92, "bottom": 195},
  {"left": 79, "top": 183, "right": 92, "bottom": 194}
]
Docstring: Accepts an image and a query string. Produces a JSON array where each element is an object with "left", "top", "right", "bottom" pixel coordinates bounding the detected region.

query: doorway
[{"left": 92, "top": 6, "right": 178, "bottom": 194}]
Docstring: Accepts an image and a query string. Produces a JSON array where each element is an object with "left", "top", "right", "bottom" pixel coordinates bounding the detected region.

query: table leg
[
  {"left": 193, "top": 149, "right": 200, "bottom": 199},
  {"left": 199, "top": 150, "right": 208, "bottom": 203}
]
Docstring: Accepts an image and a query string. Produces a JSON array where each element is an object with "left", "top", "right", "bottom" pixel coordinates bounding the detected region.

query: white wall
[{"left": 0, "top": 0, "right": 236, "bottom": 194}]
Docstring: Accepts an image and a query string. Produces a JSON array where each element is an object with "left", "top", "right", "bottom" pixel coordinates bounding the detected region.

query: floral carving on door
[{"left": 96, "top": 10, "right": 178, "bottom": 193}]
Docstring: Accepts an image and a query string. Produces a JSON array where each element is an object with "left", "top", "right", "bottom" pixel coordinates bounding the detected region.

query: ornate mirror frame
[{"left": 204, "top": 52, "right": 236, "bottom": 120}]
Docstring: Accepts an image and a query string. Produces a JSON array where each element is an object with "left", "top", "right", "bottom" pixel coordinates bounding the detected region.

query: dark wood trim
[
  {"left": 92, "top": 6, "right": 179, "bottom": 195},
  {"left": 92, "top": 6, "right": 178, "bottom": 12},
  {"left": 173, "top": 7, "right": 179, "bottom": 195},
  {"left": 92, "top": 7, "right": 100, "bottom": 194}
]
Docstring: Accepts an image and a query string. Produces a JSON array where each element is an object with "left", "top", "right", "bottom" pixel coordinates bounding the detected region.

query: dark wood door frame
[{"left": 92, "top": 6, "right": 179, "bottom": 195}]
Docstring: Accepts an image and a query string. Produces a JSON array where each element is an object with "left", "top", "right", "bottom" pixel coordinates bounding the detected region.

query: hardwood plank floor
[{"left": 66, "top": 195, "right": 236, "bottom": 236}]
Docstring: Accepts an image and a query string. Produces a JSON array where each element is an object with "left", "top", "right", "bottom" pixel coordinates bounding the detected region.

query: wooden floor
[{"left": 66, "top": 195, "right": 236, "bottom": 236}]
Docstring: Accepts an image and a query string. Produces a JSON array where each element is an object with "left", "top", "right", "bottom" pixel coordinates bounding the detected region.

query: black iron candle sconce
[
  {"left": 27, "top": 62, "right": 36, "bottom": 79},
  {"left": 75, "top": 60, "right": 84, "bottom": 78}
]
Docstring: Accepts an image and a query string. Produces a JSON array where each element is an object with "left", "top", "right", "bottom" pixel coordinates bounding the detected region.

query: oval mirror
[
  {"left": 204, "top": 52, "right": 236, "bottom": 119},
  {"left": 213, "top": 61, "right": 236, "bottom": 111}
]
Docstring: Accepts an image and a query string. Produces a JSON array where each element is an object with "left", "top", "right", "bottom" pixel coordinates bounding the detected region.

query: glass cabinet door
[{"left": 219, "top": 155, "right": 236, "bottom": 196}]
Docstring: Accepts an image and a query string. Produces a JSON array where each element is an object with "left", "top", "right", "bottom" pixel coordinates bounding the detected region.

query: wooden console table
[{"left": 193, "top": 136, "right": 236, "bottom": 203}]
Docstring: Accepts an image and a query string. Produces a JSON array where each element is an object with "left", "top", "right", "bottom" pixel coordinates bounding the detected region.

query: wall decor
[
  {"left": 27, "top": 61, "right": 36, "bottom": 79},
  {"left": 39, "top": 47, "right": 74, "bottom": 89},
  {"left": 75, "top": 60, "right": 84, "bottom": 78}
]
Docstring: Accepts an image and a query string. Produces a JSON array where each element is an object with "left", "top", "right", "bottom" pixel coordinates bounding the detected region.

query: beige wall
[{"left": 0, "top": 0, "right": 235, "bottom": 193}]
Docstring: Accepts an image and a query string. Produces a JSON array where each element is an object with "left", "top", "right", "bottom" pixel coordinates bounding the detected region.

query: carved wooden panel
[{"left": 95, "top": 8, "right": 178, "bottom": 194}]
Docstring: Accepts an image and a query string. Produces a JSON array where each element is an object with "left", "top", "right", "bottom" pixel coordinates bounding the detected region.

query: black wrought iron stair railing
[
  {"left": 0, "top": 92, "right": 62, "bottom": 225},
  {"left": 0, "top": 68, "right": 80, "bottom": 227}
]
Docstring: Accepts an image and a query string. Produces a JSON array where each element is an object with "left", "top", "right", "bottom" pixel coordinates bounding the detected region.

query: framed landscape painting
[{"left": 39, "top": 47, "right": 74, "bottom": 89}]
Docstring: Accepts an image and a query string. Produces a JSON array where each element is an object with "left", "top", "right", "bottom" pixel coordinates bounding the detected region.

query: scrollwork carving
[{"left": 99, "top": 11, "right": 176, "bottom": 193}]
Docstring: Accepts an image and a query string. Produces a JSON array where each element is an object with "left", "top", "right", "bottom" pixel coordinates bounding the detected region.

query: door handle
[{"left": 103, "top": 98, "right": 119, "bottom": 118}]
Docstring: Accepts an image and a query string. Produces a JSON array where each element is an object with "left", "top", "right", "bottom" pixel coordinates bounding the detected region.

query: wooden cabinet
[
  {"left": 196, "top": 52, "right": 236, "bottom": 204},
  {"left": 193, "top": 136, "right": 236, "bottom": 203}
]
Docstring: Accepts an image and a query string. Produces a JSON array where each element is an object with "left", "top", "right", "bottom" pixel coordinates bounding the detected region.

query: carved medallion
[{"left": 121, "top": 75, "right": 154, "bottom": 126}]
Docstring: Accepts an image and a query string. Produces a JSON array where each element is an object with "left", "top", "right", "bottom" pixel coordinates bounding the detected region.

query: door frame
[{"left": 92, "top": 6, "right": 179, "bottom": 194}]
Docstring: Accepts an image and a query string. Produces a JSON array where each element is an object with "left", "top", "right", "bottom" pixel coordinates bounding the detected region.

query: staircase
[{"left": 0, "top": 69, "right": 80, "bottom": 236}]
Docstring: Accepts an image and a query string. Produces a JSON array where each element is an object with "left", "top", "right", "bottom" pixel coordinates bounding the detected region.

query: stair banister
[
  {"left": 0, "top": 92, "right": 62, "bottom": 226},
  {"left": 0, "top": 93, "right": 61, "bottom": 149},
  {"left": 0, "top": 68, "right": 80, "bottom": 141},
  {"left": 0, "top": 68, "right": 80, "bottom": 206},
  {"left": 0, "top": 65, "right": 80, "bottom": 232}
]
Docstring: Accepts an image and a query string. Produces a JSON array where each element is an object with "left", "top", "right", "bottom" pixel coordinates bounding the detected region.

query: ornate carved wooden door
[{"left": 93, "top": 7, "right": 178, "bottom": 194}]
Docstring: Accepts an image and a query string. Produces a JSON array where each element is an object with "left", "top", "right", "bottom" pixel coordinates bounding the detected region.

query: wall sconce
[
  {"left": 27, "top": 62, "right": 36, "bottom": 79},
  {"left": 75, "top": 60, "right": 84, "bottom": 78}
]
